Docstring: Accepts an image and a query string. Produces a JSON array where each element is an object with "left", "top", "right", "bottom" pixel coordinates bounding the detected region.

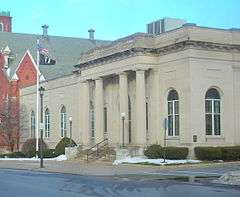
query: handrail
[{"left": 86, "top": 138, "right": 108, "bottom": 161}]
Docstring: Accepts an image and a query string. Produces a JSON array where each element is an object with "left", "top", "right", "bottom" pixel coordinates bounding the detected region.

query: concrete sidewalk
[{"left": 0, "top": 159, "right": 240, "bottom": 176}]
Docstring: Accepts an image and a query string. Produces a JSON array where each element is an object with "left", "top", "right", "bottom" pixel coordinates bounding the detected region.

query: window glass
[{"left": 205, "top": 88, "right": 221, "bottom": 136}]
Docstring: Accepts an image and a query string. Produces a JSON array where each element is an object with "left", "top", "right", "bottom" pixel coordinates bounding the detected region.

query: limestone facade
[{"left": 20, "top": 25, "right": 240, "bottom": 151}]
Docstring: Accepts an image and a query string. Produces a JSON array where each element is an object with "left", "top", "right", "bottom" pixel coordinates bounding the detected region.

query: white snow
[
  {"left": 113, "top": 156, "right": 201, "bottom": 165},
  {"left": 0, "top": 155, "right": 67, "bottom": 161}
]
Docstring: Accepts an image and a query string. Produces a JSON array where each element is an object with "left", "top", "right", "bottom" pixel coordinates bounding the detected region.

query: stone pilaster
[
  {"left": 94, "top": 78, "right": 104, "bottom": 143},
  {"left": 81, "top": 81, "right": 91, "bottom": 146},
  {"left": 150, "top": 68, "right": 162, "bottom": 145},
  {"left": 135, "top": 69, "right": 146, "bottom": 145},
  {"left": 119, "top": 72, "right": 129, "bottom": 145}
]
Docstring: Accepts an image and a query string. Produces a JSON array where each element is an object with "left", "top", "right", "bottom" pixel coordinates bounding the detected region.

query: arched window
[
  {"left": 205, "top": 88, "right": 221, "bottom": 135},
  {"left": 60, "top": 106, "right": 67, "bottom": 137},
  {"left": 167, "top": 89, "right": 179, "bottom": 136},
  {"left": 45, "top": 108, "right": 50, "bottom": 138},
  {"left": 0, "top": 23, "right": 3, "bottom": 32},
  {"left": 30, "top": 111, "right": 36, "bottom": 138}
]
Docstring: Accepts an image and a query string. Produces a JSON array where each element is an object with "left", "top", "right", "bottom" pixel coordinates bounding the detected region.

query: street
[{"left": 0, "top": 168, "right": 239, "bottom": 197}]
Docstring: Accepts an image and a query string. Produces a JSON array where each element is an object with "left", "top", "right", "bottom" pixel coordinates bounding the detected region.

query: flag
[{"left": 37, "top": 40, "right": 56, "bottom": 65}]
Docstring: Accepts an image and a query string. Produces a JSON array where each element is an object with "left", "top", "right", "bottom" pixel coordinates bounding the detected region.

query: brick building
[{"left": 0, "top": 11, "right": 109, "bottom": 151}]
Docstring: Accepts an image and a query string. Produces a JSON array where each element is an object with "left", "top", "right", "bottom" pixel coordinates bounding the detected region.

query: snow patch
[
  {"left": 0, "top": 155, "right": 67, "bottom": 161},
  {"left": 113, "top": 156, "right": 201, "bottom": 165}
]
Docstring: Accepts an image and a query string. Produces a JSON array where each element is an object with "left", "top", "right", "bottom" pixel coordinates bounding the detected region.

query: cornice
[{"left": 75, "top": 40, "right": 240, "bottom": 71}]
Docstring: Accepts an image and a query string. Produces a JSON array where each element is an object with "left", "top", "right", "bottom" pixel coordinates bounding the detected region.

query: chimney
[
  {"left": 42, "top": 24, "right": 49, "bottom": 38},
  {"left": 88, "top": 29, "right": 95, "bottom": 40}
]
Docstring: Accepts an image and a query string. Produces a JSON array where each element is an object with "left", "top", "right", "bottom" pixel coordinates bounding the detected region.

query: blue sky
[{"left": 1, "top": 0, "right": 240, "bottom": 40}]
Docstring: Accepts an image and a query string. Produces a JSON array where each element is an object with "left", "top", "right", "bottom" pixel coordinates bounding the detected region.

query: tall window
[
  {"left": 167, "top": 89, "right": 179, "bottom": 136},
  {"left": 128, "top": 96, "right": 132, "bottom": 144},
  {"left": 90, "top": 101, "right": 95, "bottom": 139},
  {"left": 30, "top": 111, "right": 36, "bottom": 138},
  {"left": 205, "top": 88, "right": 221, "bottom": 135},
  {"left": 0, "top": 23, "right": 3, "bottom": 32},
  {"left": 45, "top": 108, "right": 50, "bottom": 138},
  {"left": 60, "top": 106, "right": 67, "bottom": 137}
]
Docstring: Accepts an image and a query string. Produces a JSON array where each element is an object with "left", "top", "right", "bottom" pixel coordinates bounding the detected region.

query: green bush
[
  {"left": 21, "top": 138, "right": 48, "bottom": 158},
  {"left": 38, "top": 149, "right": 56, "bottom": 158},
  {"left": 165, "top": 147, "right": 189, "bottom": 159},
  {"left": 55, "top": 137, "right": 77, "bottom": 156},
  {"left": 194, "top": 147, "right": 222, "bottom": 161},
  {"left": 0, "top": 151, "right": 25, "bottom": 158},
  {"left": 144, "top": 145, "right": 163, "bottom": 159},
  {"left": 144, "top": 145, "right": 189, "bottom": 159},
  {"left": 221, "top": 146, "right": 240, "bottom": 161}
]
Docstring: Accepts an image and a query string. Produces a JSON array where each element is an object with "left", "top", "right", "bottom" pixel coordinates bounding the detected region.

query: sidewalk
[{"left": 0, "top": 158, "right": 240, "bottom": 176}]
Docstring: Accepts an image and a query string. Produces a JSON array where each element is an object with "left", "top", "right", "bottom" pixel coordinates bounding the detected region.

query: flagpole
[{"left": 36, "top": 39, "right": 40, "bottom": 157}]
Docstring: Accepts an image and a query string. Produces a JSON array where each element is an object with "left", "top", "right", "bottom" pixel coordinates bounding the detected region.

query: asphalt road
[{"left": 0, "top": 169, "right": 239, "bottom": 197}]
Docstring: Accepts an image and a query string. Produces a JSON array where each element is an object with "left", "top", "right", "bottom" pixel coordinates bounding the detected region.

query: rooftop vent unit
[{"left": 147, "top": 18, "right": 187, "bottom": 35}]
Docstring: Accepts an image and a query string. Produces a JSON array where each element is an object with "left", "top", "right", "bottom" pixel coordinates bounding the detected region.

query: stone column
[
  {"left": 135, "top": 69, "right": 146, "bottom": 145},
  {"left": 95, "top": 78, "right": 104, "bottom": 143},
  {"left": 81, "top": 81, "right": 91, "bottom": 146},
  {"left": 119, "top": 72, "right": 129, "bottom": 145}
]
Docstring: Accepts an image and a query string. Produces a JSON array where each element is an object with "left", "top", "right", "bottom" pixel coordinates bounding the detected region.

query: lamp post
[
  {"left": 121, "top": 112, "right": 126, "bottom": 147},
  {"left": 69, "top": 116, "right": 73, "bottom": 147},
  {"left": 39, "top": 86, "right": 45, "bottom": 168}
]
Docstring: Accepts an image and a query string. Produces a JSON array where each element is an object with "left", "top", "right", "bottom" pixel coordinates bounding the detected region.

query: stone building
[
  {"left": 20, "top": 23, "right": 240, "bottom": 156},
  {"left": 1, "top": 12, "right": 240, "bottom": 156}
]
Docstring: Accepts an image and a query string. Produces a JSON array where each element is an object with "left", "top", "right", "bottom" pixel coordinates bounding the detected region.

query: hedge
[
  {"left": 0, "top": 151, "right": 25, "bottom": 158},
  {"left": 165, "top": 147, "right": 189, "bottom": 160},
  {"left": 21, "top": 138, "right": 48, "bottom": 158},
  {"left": 194, "top": 146, "right": 240, "bottom": 161},
  {"left": 55, "top": 137, "right": 77, "bottom": 156},
  {"left": 144, "top": 145, "right": 162, "bottom": 159},
  {"left": 194, "top": 147, "right": 222, "bottom": 161},
  {"left": 144, "top": 145, "right": 189, "bottom": 159},
  {"left": 221, "top": 146, "right": 240, "bottom": 161}
]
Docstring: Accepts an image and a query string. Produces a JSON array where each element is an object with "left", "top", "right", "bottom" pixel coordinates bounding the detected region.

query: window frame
[
  {"left": 30, "top": 111, "right": 36, "bottom": 138},
  {"left": 44, "top": 108, "right": 50, "bottom": 138},
  {"left": 167, "top": 90, "right": 179, "bottom": 137},
  {"left": 0, "top": 23, "right": 3, "bottom": 32},
  {"left": 205, "top": 88, "right": 221, "bottom": 136},
  {"left": 60, "top": 106, "right": 67, "bottom": 137}
]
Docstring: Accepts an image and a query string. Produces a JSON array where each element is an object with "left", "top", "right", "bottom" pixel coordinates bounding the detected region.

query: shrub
[
  {"left": 144, "top": 145, "right": 163, "bottom": 159},
  {"left": 165, "top": 147, "right": 189, "bottom": 159},
  {"left": 21, "top": 138, "right": 48, "bottom": 158},
  {"left": 0, "top": 152, "right": 25, "bottom": 158},
  {"left": 221, "top": 146, "right": 240, "bottom": 161},
  {"left": 38, "top": 149, "right": 57, "bottom": 158},
  {"left": 55, "top": 137, "right": 77, "bottom": 156},
  {"left": 194, "top": 147, "right": 222, "bottom": 161}
]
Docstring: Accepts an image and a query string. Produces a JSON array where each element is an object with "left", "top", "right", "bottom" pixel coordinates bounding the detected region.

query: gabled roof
[{"left": 0, "top": 31, "right": 111, "bottom": 80}]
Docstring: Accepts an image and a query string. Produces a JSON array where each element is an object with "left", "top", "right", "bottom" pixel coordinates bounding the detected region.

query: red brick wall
[
  {"left": 0, "top": 51, "right": 37, "bottom": 151},
  {"left": 0, "top": 16, "right": 12, "bottom": 32},
  {"left": 16, "top": 53, "right": 37, "bottom": 88}
]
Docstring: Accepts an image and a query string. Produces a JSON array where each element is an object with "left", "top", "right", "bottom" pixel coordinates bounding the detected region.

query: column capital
[
  {"left": 132, "top": 64, "right": 150, "bottom": 72},
  {"left": 94, "top": 76, "right": 103, "bottom": 81},
  {"left": 118, "top": 71, "right": 128, "bottom": 76},
  {"left": 152, "top": 67, "right": 160, "bottom": 73}
]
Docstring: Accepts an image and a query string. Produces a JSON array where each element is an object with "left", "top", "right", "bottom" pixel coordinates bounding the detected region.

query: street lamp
[
  {"left": 69, "top": 116, "right": 73, "bottom": 147},
  {"left": 39, "top": 86, "right": 45, "bottom": 168},
  {"left": 121, "top": 112, "right": 126, "bottom": 147}
]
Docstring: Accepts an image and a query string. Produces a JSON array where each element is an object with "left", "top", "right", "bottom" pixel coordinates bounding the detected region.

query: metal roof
[{"left": 0, "top": 31, "right": 111, "bottom": 80}]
